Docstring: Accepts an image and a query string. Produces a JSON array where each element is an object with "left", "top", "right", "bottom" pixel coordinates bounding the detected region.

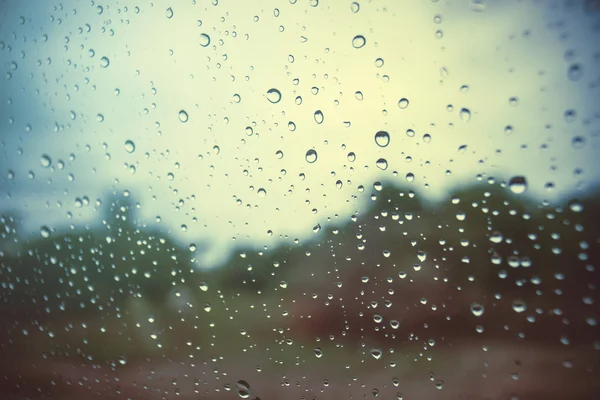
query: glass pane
[{"left": 1, "top": 1, "right": 599, "bottom": 399}]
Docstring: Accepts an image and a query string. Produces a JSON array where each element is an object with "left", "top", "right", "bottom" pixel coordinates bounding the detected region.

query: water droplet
[
  {"left": 355, "top": 91, "right": 363, "bottom": 101},
  {"left": 124, "top": 140, "right": 135, "bottom": 153},
  {"left": 406, "top": 129, "right": 415, "bottom": 137},
  {"left": 165, "top": 7, "right": 174, "bottom": 18},
  {"left": 266, "top": 88, "right": 282, "bottom": 103},
  {"left": 97, "top": 114, "right": 104, "bottom": 122},
  {"left": 236, "top": 380, "right": 251, "bottom": 399},
  {"left": 398, "top": 98, "right": 409, "bottom": 109},
  {"left": 314, "top": 110, "right": 324, "bottom": 124},
  {"left": 567, "top": 63, "right": 582, "bottom": 81},
  {"left": 118, "top": 356, "right": 127, "bottom": 365},
  {"left": 257, "top": 188, "right": 267, "bottom": 197},
  {"left": 460, "top": 108, "right": 471, "bottom": 121},
  {"left": 508, "top": 176, "right": 527, "bottom": 194},
  {"left": 352, "top": 35, "right": 366, "bottom": 49},
  {"left": 213, "top": 145, "right": 220, "bottom": 155},
  {"left": 40, "top": 226, "right": 51, "bottom": 238},
  {"left": 245, "top": 126, "right": 254, "bottom": 136},
  {"left": 470, "top": 302, "right": 484, "bottom": 317},
  {"left": 375, "top": 58, "right": 384, "bottom": 68},
  {"left": 336, "top": 180, "right": 343, "bottom": 189},
  {"left": 100, "top": 56, "right": 110, "bottom": 68},
  {"left": 568, "top": 199, "right": 583, "bottom": 213},
  {"left": 347, "top": 152, "right": 356, "bottom": 162},
  {"left": 371, "top": 348, "right": 382, "bottom": 360},
  {"left": 374, "top": 131, "right": 390, "bottom": 148},
  {"left": 376, "top": 158, "right": 388, "bottom": 170},
  {"left": 351, "top": 2, "right": 360, "bottom": 13},
  {"left": 178, "top": 110, "right": 189, "bottom": 123},
  {"left": 288, "top": 121, "right": 296, "bottom": 131},
  {"left": 199, "top": 33, "right": 211, "bottom": 47},
  {"left": 571, "top": 136, "right": 585, "bottom": 149},
  {"left": 40, "top": 154, "right": 51, "bottom": 168},
  {"left": 314, "top": 347, "right": 323, "bottom": 358},
  {"left": 512, "top": 300, "right": 527, "bottom": 313},
  {"left": 306, "top": 149, "right": 318, "bottom": 163}
]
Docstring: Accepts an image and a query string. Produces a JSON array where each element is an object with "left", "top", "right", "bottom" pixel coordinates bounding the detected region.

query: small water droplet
[
  {"left": 371, "top": 348, "right": 382, "bottom": 360},
  {"left": 470, "top": 302, "right": 484, "bottom": 317},
  {"left": 376, "top": 158, "right": 388, "bottom": 170},
  {"left": 460, "top": 108, "right": 471, "bottom": 121},
  {"left": 314, "top": 110, "right": 324, "bottom": 124},
  {"left": 40, "top": 154, "right": 51, "bottom": 168},
  {"left": 314, "top": 347, "right": 323, "bottom": 358},
  {"left": 100, "top": 56, "right": 110, "bottom": 68},
  {"left": 355, "top": 91, "right": 363, "bottom": 101},
  {"left": 512, "top": 300, "right": 527, "bottom": 313},
  {"left": 508, "top": 176, "right": 527, "bottom": 194},
  {"left": 165, "top": 7, "right": 174, "bottom": 18},
  {"left": 40, "top": 226, "right": 51, "bottom": 238},
  {"left": 199, "top": 33, "right": 211, "bottom": 47},
  {"left": 266, "top": 88, "right": 282, "bottom": 103},
  {"left": 567, "top": 63, "right": 582, "bottom": 81},
  {"left": 398, "top": 98, "right": 409, "bottom": 109},
  {"left": 178, "top": 110, "right": 189, "bottom": 123},
  {"left": 306, "top": 149, "right": 318, "bottom": 163},
  {"left": 351, "top": 2, "right": 360, "bottom": 13},
  {"left": 118, "top": 356, "right": 127, "bottom": 365},
  {"left": 125, "top": 140, "right": 135, "bottom": 153},
  {"left": 374, "top": 131, "right": 390, "bottom": 148},
  {"left": 347, "top": 152, "right": 356, "bottom": 162},
  {"left": 236, "top": 380, "right": 251, "bottom": 399},
  {"left": 352, "top": 35, "right": 366, "bottom": 49},
  {"left": 375, "top": 58, "right": 384, "bottom": 68}
]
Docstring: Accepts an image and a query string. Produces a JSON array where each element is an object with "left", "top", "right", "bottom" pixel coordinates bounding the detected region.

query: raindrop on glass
[
  {"left": 305, "top": 149, "right": 318, "bottom": 163},
  {"left": 352, "top": 35, "right": 366, "bottom": 49},
  {"left": 178, "top": 109, "right": 189, "bottom": 123},
  {"left": 374, "top": 131, "right": 390, "bottom": 148},
  {"left": 124, "top": 140, "right": 135, "bottom": 153},
  {"left": 266, "top": 88, "right": 282, "bottom": 104},
  {"left": 508, "top": 176, "right": 527, "bottom": 194},
  {"left": 314, "top": 110, "right": 324, "bottom": 124}
]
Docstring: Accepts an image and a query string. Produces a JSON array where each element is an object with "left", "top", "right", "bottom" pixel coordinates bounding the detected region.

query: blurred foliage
[{"left": 1, "top": 182, "right": 599, "bottom": 366}]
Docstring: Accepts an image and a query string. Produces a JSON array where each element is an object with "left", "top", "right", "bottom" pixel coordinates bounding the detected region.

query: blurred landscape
[{"left": 1, "top": 181, "right": 599, "bottom": 399}]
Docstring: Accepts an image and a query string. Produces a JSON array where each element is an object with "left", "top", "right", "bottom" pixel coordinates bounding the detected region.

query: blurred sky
[{"left": 0, "top": 0, "right": 599, "bottom": 267}]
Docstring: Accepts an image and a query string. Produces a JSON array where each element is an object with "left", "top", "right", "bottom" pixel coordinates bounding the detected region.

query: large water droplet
[
  {"left": 351, "top": 2, "right": 360, "bottom": 13},
  {"left": 460, "top": 108, "right": 471, "bottom": 121},
  {"left": 470, "top": 302, "right": 484, "bottom": 317},
  {"left": 376, "top": 158, "right": 388, "bottom": 170},
  {"left": 512, "top": 300, "right": 527, "bottom": 313},
  {"left": 266, "top": 88, "right": 282, "bottom": 103},
  {"left": 178, "top": 109, "right": 189, "bottom": 123},
  {"left": 40, "top": 226, "right": 51, "bottom": 238},
  {"left": 125, "top": 140, "right": 135, "bottom": 153},
  {"left": 100, "top": 56, "right": 110, "bottom": 68},
  {"left": 567, "top": 63, "right": 582, "bottom": 81},
  {"left": 199, "top": 33, "right": 211, "bottom": 47},
  {"left": 314, "top": 347, "right": 323, "bottom": 358},
  {"left": 236, "top": 380, "right": 251, "bottom": 399},
  {"left": 305, "top": 149, "right": 318, "bottom": 163},
  {"left": 165, "top": 7, "right": 174, "bottom": 18},
  {"left": 371, "top": 348, "right": 382, "bottom": 360},
  {"left": 40, "top": 154, "right": 52, "bottom": 168},
  {"left": 508, "top": 176, "right": 527, "bottom": 194},
  {"left": 374, "top": 131, "right": 390, "bottom": 148},
  {"left": 313, "top": 110, "right": 324, "bottom": 124},
  {"left": 398, "top": 98, "right": 409, "bottom": 109},
  {"left": 352, "top": 35, "right": 366, "bottom": 49}
]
